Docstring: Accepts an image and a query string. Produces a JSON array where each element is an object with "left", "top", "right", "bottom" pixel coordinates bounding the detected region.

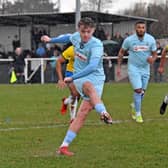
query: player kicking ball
[{"left": 41, "top": 17, "right": 112, "bottom": 156}]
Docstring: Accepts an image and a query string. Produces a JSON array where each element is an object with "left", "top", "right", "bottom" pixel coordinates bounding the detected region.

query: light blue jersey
[
  {"left": 122, "top": 33, "right": 156, "bottom": 89},
  {"left": 70, "top": 32, "right": 105, "bottom": 99},
  {"left": 50, "top": 32, "right": 105, "bottom": 99},
  {"left": 122, "top": 33, "right": 157, "bottom": 74},
  {"left": 70, "top": 32, "right": 105, "bottom": 79}
]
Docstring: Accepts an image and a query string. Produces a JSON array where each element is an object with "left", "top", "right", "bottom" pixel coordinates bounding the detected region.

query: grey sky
[
  {"left": 9, "top": 0, "right": 166, "bottom": 13},
  {"left": 57, "top": 0, "right": 166, "bottom": 13}
]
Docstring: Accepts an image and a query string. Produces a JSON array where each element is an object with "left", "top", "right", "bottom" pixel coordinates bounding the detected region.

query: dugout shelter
[
  {"left": 0, "top": 11, "right": 158, "bottom": 83},
  {"left": 0, "top": 11, "right": 158, "bottom": 53}
]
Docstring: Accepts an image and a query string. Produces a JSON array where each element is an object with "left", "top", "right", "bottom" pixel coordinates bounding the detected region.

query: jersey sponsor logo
[
  {"left": 75, "top": 51, "right": 87, "bottom": 61},
  {"left": 133, "top": 45, "right": 149, "bottom": 52}
]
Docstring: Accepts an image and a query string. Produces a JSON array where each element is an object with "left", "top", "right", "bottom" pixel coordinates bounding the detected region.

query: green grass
[{"left": 0, "top": 83, "right": 168, "bottom": 168}]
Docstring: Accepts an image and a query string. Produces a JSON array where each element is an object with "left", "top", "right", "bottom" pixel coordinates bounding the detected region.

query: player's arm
[
  {"left": 41, "top": 34, "right": 71, "bottom": 43},
  {"left": 116, "top": 37, "right": 129, "bottom": 77},
  {"left": 56, "top": 56, "right": 67, "bottom": 89},
  {"left": 71, "top": 57, "right": 100, "bottom": 80},
  {"left": 147, "top": 39, "right": 158, "bottom": 64},
  {"left": 64, "top": 46, "right": 103, "bottom": 82},
  {"left": 117, "top": 48, "right": 125, "bottom": 68},
  {"left": 147, "top": 51, "right": 158, "bottom": 64},
  {"left": 158, "top": 47, "right": 167, "bottom": 74}
]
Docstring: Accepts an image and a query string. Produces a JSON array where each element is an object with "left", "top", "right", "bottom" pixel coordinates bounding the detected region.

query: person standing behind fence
[
  {"left": 12, "top": 35, "right": 20, "bottom": 52},
  {"left": 13, "top": 47, "right": 25, "bottom": 84},
  {"left": 49, "top": 46, "right": 61, "bottom": 82},
  {"left": 117, "top": 20, "right": 157, "bottom": 123}
]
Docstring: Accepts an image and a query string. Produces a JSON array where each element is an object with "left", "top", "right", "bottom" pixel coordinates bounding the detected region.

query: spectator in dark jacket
[
  {"left": 12, "top": 35, "right": 20, "bottom": 52},
  {"left": 13, "top": 47, "right": 25, "bottom": 83}
]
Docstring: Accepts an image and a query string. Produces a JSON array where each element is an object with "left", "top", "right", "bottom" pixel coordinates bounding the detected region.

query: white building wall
[
  {"left": 0, "top": 24, "right": 75, "bottom": 52},
  {"left": 113, "top": 21, "right": 136, "bottom": 37},
  {"left": 0, "top": 26, "right": 31, "bottom": 53},
  {"left": 50, "top": 24, "right": 75, "bottom": 37},
  {"left": 0, "top": 26, "right": 18, "bottom": 52},
  {"left": 20, "top": 26, "right": 31, "bottom": 50},
  {"left": 0, "top": 20, "right": 147, "bottom": 53}
]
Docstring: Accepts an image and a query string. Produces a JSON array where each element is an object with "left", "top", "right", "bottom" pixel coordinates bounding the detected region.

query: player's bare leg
[
  {"left": 57, "top": 100, "right": 92, "bottom": 156},
  {"left": 69, "top": 83, "right": 80, "bottom": 122},
  {"left": 82, "top": 82, "right": 112, "bottom": 124},
  {"left": 61, "top": 83, "right": 79, "bottom": 118}
]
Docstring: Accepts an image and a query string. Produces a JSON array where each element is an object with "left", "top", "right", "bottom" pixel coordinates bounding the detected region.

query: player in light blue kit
[
  {"left": 117, "top": 21, "right": 157, "bottom": 123},
  {"left": 41, "top": 17, "right": 112, "bottom": 156}
]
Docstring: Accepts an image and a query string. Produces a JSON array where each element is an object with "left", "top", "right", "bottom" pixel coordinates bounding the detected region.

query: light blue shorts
[
  {"left": 128, "top": 69, "right": 150, "bottom": 90},
  {"left": 73, "top": 77, "right": 105, "bottom": 100}
]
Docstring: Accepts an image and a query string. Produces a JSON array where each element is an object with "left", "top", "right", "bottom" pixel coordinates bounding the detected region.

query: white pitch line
[{"left": 0, "top": 118, "right": 168, "bottom": 132}]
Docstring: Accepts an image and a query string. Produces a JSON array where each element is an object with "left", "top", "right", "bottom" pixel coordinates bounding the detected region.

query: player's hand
[
  {"left": 57, "top": 80, "right": 67, "bottom": 89},
  {"left": 158, "top": 67, "right": 164, "bottom": 74},
  {"left": 147, "top": 56, "right": 155, "bottom": 64},
  {"left": 41, "top": 35, "right": 51, "bottom": 43},
  {"left": 64, "top": 77, "right": 73, "bottom": 83},
  {"left": 117, "top": 66, "right": 121, "bottom": 77}
]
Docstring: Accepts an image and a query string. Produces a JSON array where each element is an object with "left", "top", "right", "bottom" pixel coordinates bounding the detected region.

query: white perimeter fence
[{"left": 0, "top": 56, "right": 164, "bottom": 84}]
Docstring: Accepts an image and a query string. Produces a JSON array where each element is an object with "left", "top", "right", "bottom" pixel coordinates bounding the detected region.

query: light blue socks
[
  {"left": 134, "top": 92, "right": 142, "bottom": 116},
  {"left": 61, "top": 130, "right": 77, "bottom": 147},
  {"left": 94, "top": 103, "right": 107, "bottom": 114}
]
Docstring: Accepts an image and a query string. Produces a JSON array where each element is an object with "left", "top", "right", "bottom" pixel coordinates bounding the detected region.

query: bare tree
[
  {"left": 81, "top": 0, "right": 117, "bottom": 12},
  {"left": 0, "top": 0, "right": 59, "bottom": 14},
  {"left": 123, "top": 1, "right": 168, "bottom": 38},
  {"left": 124, "top": 2, "right": 148, "bottom": 17},
  {"left": 148, "top": 3, "right": 168, "bottom": 38}
]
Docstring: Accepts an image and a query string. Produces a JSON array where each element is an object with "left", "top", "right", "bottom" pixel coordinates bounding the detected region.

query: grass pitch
[{"left": 0, "top": 83, "right": 168, "bottom": 168}]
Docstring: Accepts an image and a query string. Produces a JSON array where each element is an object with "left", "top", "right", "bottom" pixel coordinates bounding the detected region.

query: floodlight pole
[{"left": 75, "top": 0, "right": 81, "bottom": 30}]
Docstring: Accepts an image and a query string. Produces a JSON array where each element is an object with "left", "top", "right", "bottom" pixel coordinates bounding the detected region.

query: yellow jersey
[{"left": 62, "top": 46, "right": 74, "bottom": 72}]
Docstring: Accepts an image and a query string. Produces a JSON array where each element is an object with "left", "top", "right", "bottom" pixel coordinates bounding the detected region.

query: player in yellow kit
[{"left": 56, "top": 44, "right": 79, "bottom": 122}]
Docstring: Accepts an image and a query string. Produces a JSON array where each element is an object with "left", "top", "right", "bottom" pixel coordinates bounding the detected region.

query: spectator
[
  {"left": 35, "top": 43, "right": 46, "bottom": 57},
  {"left": 103, "top": 57, "right": 113, "bottom": 82},
  {"left": 32, "top": 28, "right": 39, "bottom": 49},
  {"left": 12, "top": 35, "right": 20, "bottom": 52},
  {"left": 94, "top": 25, "right": 107, "bottom": 40},
  {"left": 113, "top": 32, "right": 124, "bottom": 47},
  {"left": 0, "top": 44, "right": 5, "bottom": 58},
  {"left": 13, "top": 47, "right": 25, "bottom": 83},
  {"left": 49, "top": 46, "right": 61, "bottom": 82},
  {"left": 46, "top": 43, "right": 54, "bottom": 58}
]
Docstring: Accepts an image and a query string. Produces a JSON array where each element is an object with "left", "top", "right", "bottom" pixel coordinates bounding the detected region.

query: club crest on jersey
[
  {"left": 75, "top": 51, "right": 87, "bottom": 61},
  {"left": 133, "top": 45, "right": 149, "bottom": 52}
]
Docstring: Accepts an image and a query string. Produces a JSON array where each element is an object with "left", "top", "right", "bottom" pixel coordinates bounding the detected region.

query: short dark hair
[
  {"left": 78, "top": 17, "right": 96, "bottom": 28},
  {"left": 135, "top": 20, "right": 146, "bottom": 25}
]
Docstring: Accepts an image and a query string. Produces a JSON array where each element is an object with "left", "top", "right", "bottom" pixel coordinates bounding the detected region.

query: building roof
[{"left": 0, "top": 11, "right": 158, "bottom": 26}]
